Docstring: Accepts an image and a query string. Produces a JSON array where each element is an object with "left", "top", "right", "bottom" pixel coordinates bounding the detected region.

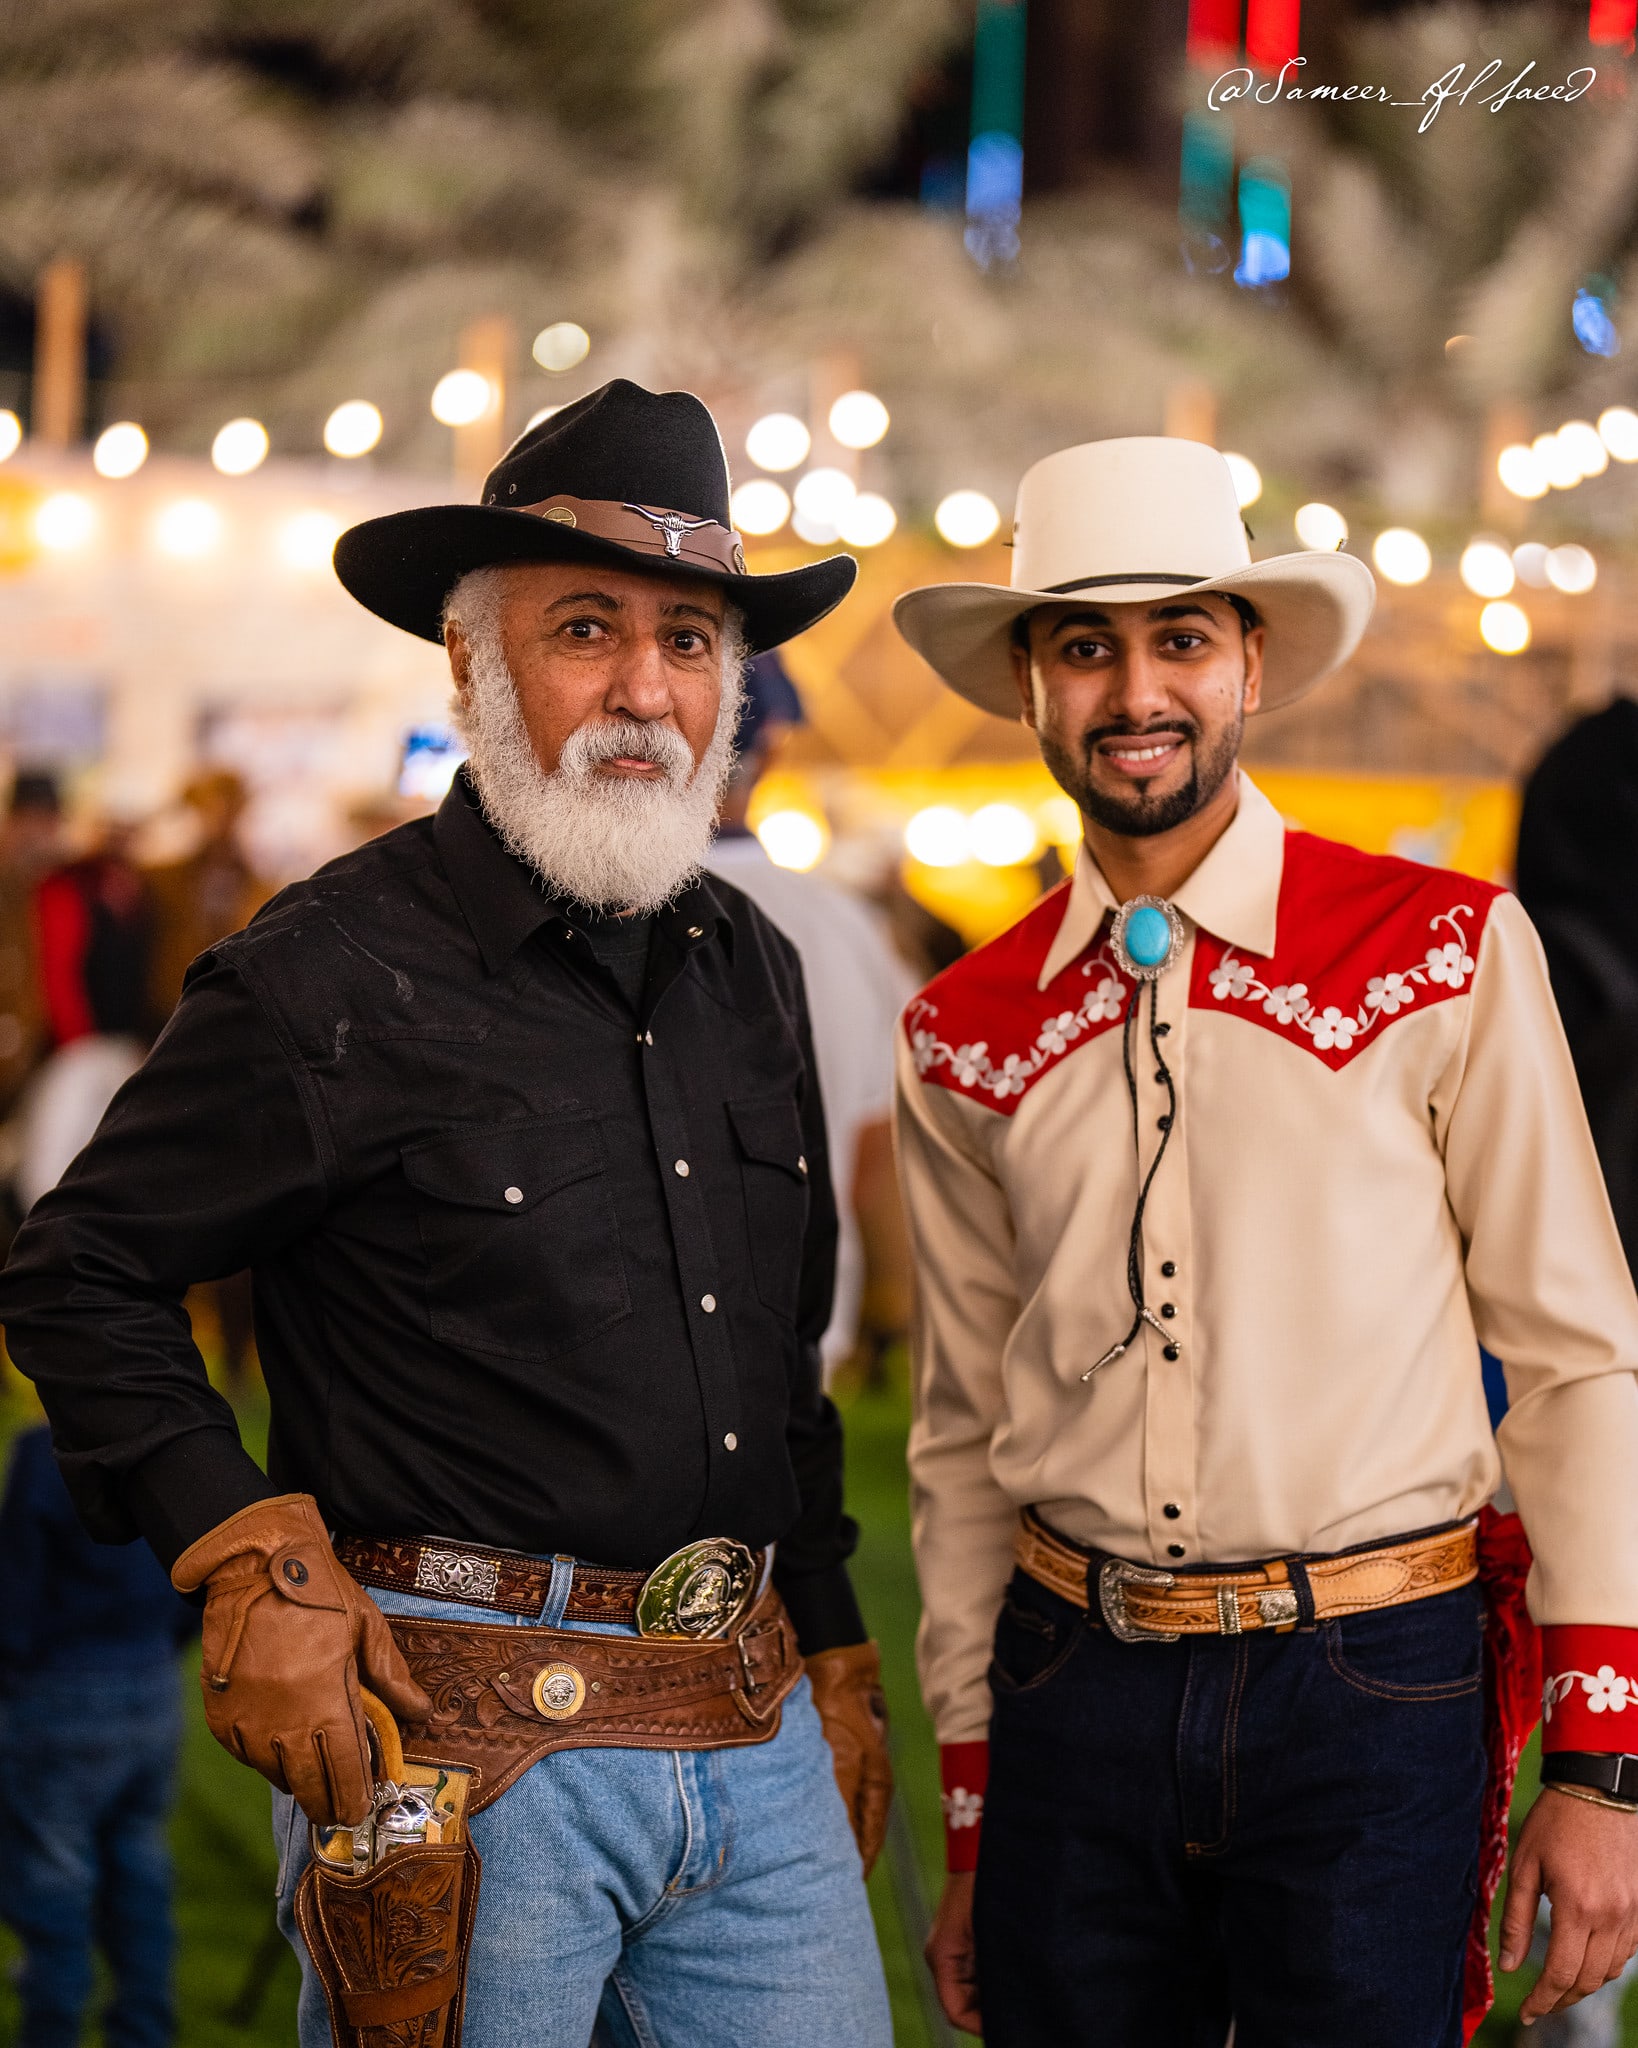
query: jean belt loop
[
  {"left": 1285, "top": 1557, "right": 1318, "bottom": 1631},
  {"left": 541, "top": 1554, "right": 576, "bottom": 1628}
]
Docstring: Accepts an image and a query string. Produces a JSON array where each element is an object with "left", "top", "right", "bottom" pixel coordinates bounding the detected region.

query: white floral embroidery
[
  {"left": 909, "top": 952, "right": 1131, "bottom": 1100},
  {"left": 942, "top": 1786, "right": 984, "bottom": 1829},
  {"left": 1542, "top": 1665, "right": 1634, "bottom": 1722},
  {"left": 1206, "top": 905, "right": 1475, "bottom": 1058}
]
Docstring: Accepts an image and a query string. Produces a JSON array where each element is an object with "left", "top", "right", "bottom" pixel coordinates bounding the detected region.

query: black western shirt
[{"left": 0, "top": 773, "right": 865, "bottom": 1653}]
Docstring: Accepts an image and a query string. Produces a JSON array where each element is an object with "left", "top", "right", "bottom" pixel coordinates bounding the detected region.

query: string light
[
  {"left": 745, "top": 415, "right": 810, "bottom": 473},
  {"left": 1294, "top": 502, "right": 1347, "bottom": 550},
  {"left": 1458, "top": 540, "right": 1514, "bottom": 599},
  {"left": 729, "top": 480, "right": 791, "bottom": 536},
  {"left": 1556, "top": 420, "right": 1608, "bottom": 479},
  {"left": 1479, "top": 600, "right": 1530, "bottom": 653},
  {"left": 532, "top": 323, "right": 590, "bottom": 373},
  {"left": 1534, "top": 431, "right": 1581, "bottom": 491},
  {"left": 969, "top": 803, "right": 1037, "bottom": 866},
  {"left": 1223, "top": 453, "right": 1262, "bottom": 507},
  {"left": 1512, "top": 542, "right": 1551, "bottom": 588},
  {"left": 1497, "top": 444, "right": 1548, "bottom": 499},
  {"left": 1372, "top": 529, "right": 1431, "bottom": 585},
  {"left": 836, "top": 493, "right": 897, "bottom": 547},
  {"left": 757, "top": 811, "right": 827, "bottom": 872},
  {"left": 34, "top": 492, "right": 96, "bottom": 551},
  {"left": 1545, "top": 544, "right": 1597, "bottom": 594},
  {"left": 153, "top": 498, "right": 224, "bottom": 558},
  {"left": 0, "top": 411, "right": 20, "bottom": 463},
  {"left": 793, "top": 468, "right": 856, "bottom": 524},
  {"left": 828, "top": 391, "right": 890, "bottom": 449},
  {"left": 905, "top": 806, "right": 971, "bottom": 866},
  {"left": 935, "top": 490, "right": 1001, "bottom": 547},
  {"left": 1597, "top": 406, "right": 1638, "bottom": 461},
  {"left": 211, "top": 419, "right": 269, "bottom": 476},
  {"left": 278, "top": 510, "right": 344, "bottom": 571},
  {"left": 93, "top": 422, "right": 148, "bottom": 479},
  {"left": 324, "top": 402, "right": 383, "bottom": 458},
  {"left": 431, "top": 371, "right": 495, "bottom": 427}
]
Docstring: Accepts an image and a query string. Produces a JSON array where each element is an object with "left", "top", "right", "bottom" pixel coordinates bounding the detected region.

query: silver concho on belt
[{"left": 637, "top": 1538, "right": 758, "bottom": 1640}]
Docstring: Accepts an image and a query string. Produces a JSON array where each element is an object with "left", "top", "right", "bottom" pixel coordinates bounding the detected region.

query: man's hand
[
  {"left": 1500, "top": 1785, "right": 1638, "bottom": 2025},
  {"left": 172, "top": 1493, "right": 431, "bottom": 1828},
  {"left": 805, "top": 1641, "right": 893, "bottom": 1874},
  {"left": 927, "top": 1871, "right": 982, "bottom": 2035}
]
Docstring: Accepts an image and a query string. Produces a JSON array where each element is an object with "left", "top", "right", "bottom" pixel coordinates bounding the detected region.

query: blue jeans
[
  {"left": 274, "top": 1582, "right": 892, "bottom": 2048},
  {"left": 975, "top": 1565, "right": 1488, "bottom": 2047},
  {"left": 0, "top": 1661, "right": 182, "bottom": 2048}
]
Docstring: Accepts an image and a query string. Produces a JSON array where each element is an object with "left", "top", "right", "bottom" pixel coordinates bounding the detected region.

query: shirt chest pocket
[
  {"left": 401, "top": 1117, "right": 630, "bottom": 1360},
  {"left": 728, "top": 1097, "right": 809, "bottom": 1322}
]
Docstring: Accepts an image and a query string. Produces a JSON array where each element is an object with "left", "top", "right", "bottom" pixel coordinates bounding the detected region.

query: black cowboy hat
[{"left": 333, "top": 378, "right": 856, "bottom": 654}]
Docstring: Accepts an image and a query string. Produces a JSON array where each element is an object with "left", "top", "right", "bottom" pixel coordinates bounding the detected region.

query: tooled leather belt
[
  {"left": 388, "top": 1582, "right": 803, "bottom": 1811},
  {"left": 1015, "top": 1508, "right": 1479, "bottom": 1642}
]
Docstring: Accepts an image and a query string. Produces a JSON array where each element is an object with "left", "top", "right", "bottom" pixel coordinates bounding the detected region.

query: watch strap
[{"left": 1540, "top": 1751, "right": 1638, "bottom": 1805}]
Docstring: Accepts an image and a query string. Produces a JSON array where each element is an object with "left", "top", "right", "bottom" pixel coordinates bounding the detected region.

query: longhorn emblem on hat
[{"left": 623, "top": 503, "right": 719, "bottom": 559}]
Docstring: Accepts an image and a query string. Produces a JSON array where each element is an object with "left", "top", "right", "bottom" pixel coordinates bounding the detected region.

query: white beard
[{"left": 453, "top": 629, "right": 744, "bottom": 914}]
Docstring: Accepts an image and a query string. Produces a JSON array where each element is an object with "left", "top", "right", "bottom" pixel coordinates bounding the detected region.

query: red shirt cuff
[
  {"left": 1541, "top": 1626, "right": 1638, "bottom": 1752},
  {"left": 940, "top": 1740, "right": 989, "bottom": 1872}
]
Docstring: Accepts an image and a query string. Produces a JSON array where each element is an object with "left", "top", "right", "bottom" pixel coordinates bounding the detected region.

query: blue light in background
[
  {"left": 965, "top": 0, "right": 1025, "bottom": 268},
  {"left": 1573, "top": 286, "right": 1621, "bottom": 357},
  {"left": 965, "top": 132, "right": 1024, "bottom": 266},
  {"left": 1234, "top": 157, "right": 1291, "bottom": 289}
]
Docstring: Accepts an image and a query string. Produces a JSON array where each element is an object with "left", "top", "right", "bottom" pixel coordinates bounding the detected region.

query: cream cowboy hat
[{"left": 893, "top": 436, "right": 1375, "bottom": 715}]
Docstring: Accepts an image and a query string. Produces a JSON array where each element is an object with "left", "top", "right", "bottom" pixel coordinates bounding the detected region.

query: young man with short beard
[
  {"left": 0, "top": 381, "right": 894, "bottom": 2048},
  {"left": 891, "top": 436, "right": 1638, "bottom": 2045}
]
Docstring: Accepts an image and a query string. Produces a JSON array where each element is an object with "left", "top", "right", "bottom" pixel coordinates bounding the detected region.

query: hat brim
[
  {"left": 334, "top": 504, "right": 857, "bottom": 655},
  {"left": 892, "top": 550, "right": 1376, "bottom": 716}
]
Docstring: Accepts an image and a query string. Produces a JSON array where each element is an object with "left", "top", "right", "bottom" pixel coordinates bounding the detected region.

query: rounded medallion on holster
[{"left": 531, "top": 1661, "right": 588, "bottom": 1721}]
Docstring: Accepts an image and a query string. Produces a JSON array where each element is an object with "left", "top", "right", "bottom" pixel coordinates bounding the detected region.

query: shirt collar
[
  {"left": 434, "top": 768, "right": 734, "bottom": 974},
  {"left": 1035, "top": 771, "right": 1286, "bottom": 992}
]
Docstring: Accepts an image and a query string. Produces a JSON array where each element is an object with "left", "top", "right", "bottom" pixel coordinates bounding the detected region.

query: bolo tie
[{"left": 1083, "top": 894, "right": 1186, "bottom": 1381}]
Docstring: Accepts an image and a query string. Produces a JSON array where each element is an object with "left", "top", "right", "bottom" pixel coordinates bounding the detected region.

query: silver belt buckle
[
  {"left": 636, "top": 1538, "right": 758, "bottom": 1641},
  {"left": 1097, "top": 1558, "right": 1180, "bottom": 1644}
]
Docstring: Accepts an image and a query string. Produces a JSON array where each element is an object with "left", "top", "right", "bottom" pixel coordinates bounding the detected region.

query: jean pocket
[
  {"left": 1323, "top": 1584, "right": 1484, "bottom": 1702},
  {"left": 989, "top": 1571, "right": 1083, "bottom": 1695}
]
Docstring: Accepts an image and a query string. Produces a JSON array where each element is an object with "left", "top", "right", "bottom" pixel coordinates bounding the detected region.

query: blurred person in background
[
  {"left": 144, "top": 770, "right": 266, "bottom": 1021},
  {"left": 1516, "top": 696, "right": 1638, "bottom": 2047},
  {"left": 0, "top": 774, "right": 62, "bottom": 1123},
  {"left": 707, "top": 650, "right": 916, "bottom": 1378},
  {"left": 0, "top": 1422, "right": 198, "bottom": 2048}
]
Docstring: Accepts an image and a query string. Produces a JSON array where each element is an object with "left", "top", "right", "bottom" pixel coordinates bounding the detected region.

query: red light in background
[
  {"left": 1589, "top": 0, "right": 1637, "bottom": 43},
  {"left": 1246, "top": 0, "right": 1300, "bottom": 68},
  {"left": 1188, "top": 0, "right": 1242, "bottom": 64}
]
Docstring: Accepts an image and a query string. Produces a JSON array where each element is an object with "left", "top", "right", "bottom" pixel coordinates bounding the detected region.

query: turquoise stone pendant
[{"left": 1110, "top": 894, "right": 1184, "bottom": 981}]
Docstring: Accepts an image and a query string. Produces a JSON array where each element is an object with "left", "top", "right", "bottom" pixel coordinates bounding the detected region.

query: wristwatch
[{"left": 1541, "top": 1752, "right": 1638, "bottom": 1805}]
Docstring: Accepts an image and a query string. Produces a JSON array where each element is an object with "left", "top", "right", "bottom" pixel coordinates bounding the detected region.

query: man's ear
[
  {"left": 1240, "top": 623, "right": 1266, "bottom": 718},
  {"left": 1010, "top": 626, "right": 1038, "bottom": 731},
  {"left": 444, "top": 621, "right": 471, "bottom": 706}
]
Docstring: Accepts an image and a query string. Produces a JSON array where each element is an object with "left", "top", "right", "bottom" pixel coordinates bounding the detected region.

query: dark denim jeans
[
  {"left": 0, "top": 1662, "right": 182, "bottom": 2048},
  {"left": 975, "top": 1566, "right": 1487, "bottom": 2048}
]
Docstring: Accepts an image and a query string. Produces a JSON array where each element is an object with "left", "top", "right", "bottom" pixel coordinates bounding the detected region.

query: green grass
[{"left": 3, "top": 1357, "right": 1634, "bottom": 2045}]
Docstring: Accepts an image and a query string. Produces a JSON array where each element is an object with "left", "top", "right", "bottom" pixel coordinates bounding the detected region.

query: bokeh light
[
  {"left": 969, "top": 803, "right": 1038, "bottom": 867},
  {"left": 793, "top": 467, "right": 856, "bottom": 524},
  {"left": 34, "top": 492, "right": 96, "bottom": 551},
  {"left": 1294, "top": 502, "right": 1347, "bottom": 550},
  {"left": 278, "top": 509, "right": 344, "bottom": 571},
  {"left": 934, "top": 489, "right": 1001, "bottom": 548},
  {"left": 0, "top": 410, "right": 20, "bottom": 463},
  {"left": 905, "top": 805, "right": 971, "bottom": 866},
  {"left": 324, "top": 401, "right": 383, "bottom": 457},
  {"left": 93, "top": 422, "right": 149, "bottom": 479},
  {"left": 1479, "top": 600, "right": 1530, "bottom": 653},
  {"left": 1597, "top": 406, "right": 1638, "bottom": 461},
  {"left": 1372, "top": 528, "right": 1431, "bottom": 585},
  {"left": 1534, "top": 430, "right": 1581, "bottom": 491},
  {"left": 1036, "top": 795, "right": 1083, "bottom": 847},
  {"left": 745, "top": 414, "right": 810, "bottom": 473},
  {"left": 532, "top": 322, "right": 590, "bottom": 373},
  {"left": 828, "top": 391, "right": 889, "bottom": 449},
  {"left": 1497, "top": 444, "right": 1547, "bottom": 499},
  {"left": 757, "top": 811, "right": 827, "bottom": 872},
  {"left": 1545, "top": 543, "right": 1597, "bottom": 594},
  {"left": 154, "top": 497, "right": 224, "bottom": 558},
  {"left": 1557, "top": 419, "right": 1608, "bottom": 479},
  {"left": 836, "top": 492, "right": 897, "bottom": 547},
  {"left": 431, "top": 371, "right": 496, "bottom": 427},
  {"left": 1458, "top": 539, "right": 1514, "bottom": 599},
  {"left": 1512, "top": 542, "right": 1551, "bottom": 588},
  {"left": 211, "top": 418, "right": 269, "bottom": 476},
  {"left": 730, "top": 479, "right": 791, "bottom": 536},
  {"left": 1223, "top": 452, "right": 1262, "bottom": 507}
]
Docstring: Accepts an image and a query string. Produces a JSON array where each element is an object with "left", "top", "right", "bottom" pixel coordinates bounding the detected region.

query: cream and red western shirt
[{"left": 894, "top": 775, "right": 1638, "bottom": 1867}]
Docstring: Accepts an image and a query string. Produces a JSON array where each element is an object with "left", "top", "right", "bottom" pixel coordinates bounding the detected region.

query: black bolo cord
[{"left": 1083, "top": 979, "right": 1178, "bottom": 1380}]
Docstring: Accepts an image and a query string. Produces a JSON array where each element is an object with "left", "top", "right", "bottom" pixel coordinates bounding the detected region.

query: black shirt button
[
  {"left": 1163, "top": 1344, "right": 1180, "bottom": 1361},
  {"left": 1160, "top": 1302, "right": 1176, "bottom": 1319},
  {"left": 1160, "top": 1261, "right": 1176, "bottom": 1278},
  {"left": 1163, "top": 1502, "right": 1181, "bottom": 1519},
  {"left": 1167, "top": 1543, "right": 1186, "bottom": 1558}
]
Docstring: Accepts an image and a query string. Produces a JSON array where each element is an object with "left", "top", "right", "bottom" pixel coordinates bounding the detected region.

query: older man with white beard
[{"left": 0, "top": 381, "right": 894, "bottom": 2048}]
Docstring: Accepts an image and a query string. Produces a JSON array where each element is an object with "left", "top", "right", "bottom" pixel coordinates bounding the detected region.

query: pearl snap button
[
  {"left": 724, "top": 1433, "right": 738, "bottom": 1451},
  {"left": 504, "top": 1186, "right": 523, "bottom": 1204},
  {"left": 701, "top": 1294, "right": 717, "bottom": 1313},
  {"left": 797, "top": 1155, "right": 808, "bottom": 1175},
  {"left": 674, "top": 1160, "right": 690, "bottom": 1177}
]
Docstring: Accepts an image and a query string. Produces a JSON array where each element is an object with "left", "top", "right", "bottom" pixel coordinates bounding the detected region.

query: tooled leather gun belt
[
  {"left": 1016, "top": 1509, "right": 1479, "bottom": 1642},
  {"left": 386, "top": 1584, "right": 803, "bottom": 1811},
  {"left": 334, "top": 1533, "right": 657, "bottom": 1624}
]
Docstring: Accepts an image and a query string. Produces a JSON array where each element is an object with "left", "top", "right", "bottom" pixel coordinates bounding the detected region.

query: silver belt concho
[{"left": 636, "top": 1538, "right": 759, "bottom": 1640}]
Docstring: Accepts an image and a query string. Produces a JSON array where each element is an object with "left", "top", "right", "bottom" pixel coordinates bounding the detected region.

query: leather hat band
[{"left": 511, "top": 494, "right": 747, "bottom": 577}]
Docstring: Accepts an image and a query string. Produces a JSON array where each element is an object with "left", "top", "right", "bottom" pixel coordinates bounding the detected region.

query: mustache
[
  {"left": 1082, "top": 719, "right": 1199, "bottom": 751},
  {"left": 558, "top": 717, "right": 697, "bottom": 788}
]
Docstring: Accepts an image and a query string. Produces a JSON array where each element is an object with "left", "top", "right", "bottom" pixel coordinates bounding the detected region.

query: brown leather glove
[
  {"left": 806, "top": 1640, "right": 893, "bottom": 1876},
  {"left": 172, "top": 1493, "right": 432, "bottom": 1828}
]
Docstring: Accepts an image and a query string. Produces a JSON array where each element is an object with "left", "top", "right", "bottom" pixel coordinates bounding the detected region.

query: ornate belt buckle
[
  {"left": 1097, "top": 1558, "right": 1180, "bottom": 1644},
  {"left": 637, "top": 1538, "right": 758, "bottom": 1641}
]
